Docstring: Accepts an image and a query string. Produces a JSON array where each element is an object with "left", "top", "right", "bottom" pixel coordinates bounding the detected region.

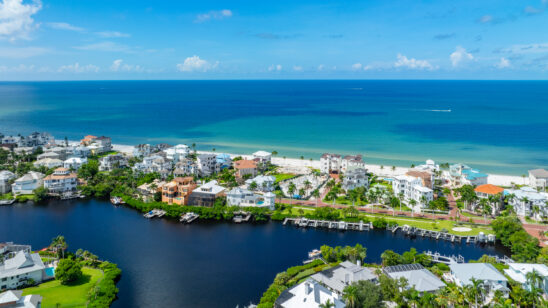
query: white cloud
[
  {"left": 0, "top": 0, "right": 42, "bottom": 41},
  {"left": 478, "top": 15, "right": 493, "bottom": 24},
  {"left": 96, "top": 31, "right": 130, "bottom": 38},
  {"left": 501, "top": 42, "right": 548, "bottom": 54},
  {"left": 351, "top": 63, "right": 362, "bottom": 70},
  {"left": 110, "top": 59, "right": 143, "bottom": 72},
  {"left": 0, "top": 63, "right": 34, "bottom": 72},
  {"left": 0, "top": 46, "right": 48, "bottom": 58},
  {"left": 57, "top": 62, "right": 100, "bottom": 73},
  {"left": 74, "top": 41, "right": 132, "bottom": 53},
  {"left": 496, "top": 57, "right": 510, "bottom": 69},
  {"left": 317, "top": 64, "right": 324, "bottom": 71},
  {"left": 46, "top": 22, "right": 83, "bottom": 31},
  {"left": 293, "top": 65, "right": 303, "bottom": 71},
  {"left": 394, "top": 54, "right": 435, "bottom": 70},
  {"left": 450, "top": 46, "right": 474, "bottom": 67},
  {"left": 195, "top": 9, "right": 232, "bottom": 23},
  {"left": 176, "top": 55, "right": 217, "bottom": 72},
  {"left": 268, "top": 64, "right": 282, "bottom": 71}
]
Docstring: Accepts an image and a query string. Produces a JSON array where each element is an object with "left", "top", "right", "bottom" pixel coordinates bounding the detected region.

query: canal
[{"left": 0, "top": 199, "right": 508, "bottom": 307}]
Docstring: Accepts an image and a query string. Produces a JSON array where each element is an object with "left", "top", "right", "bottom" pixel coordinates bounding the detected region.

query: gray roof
[
  {"left": 385, "top": 264, "right": 445, "bottom": 293},
  {"left": 310, "top": 261, "right": 376, "bottom": 293},
  {"left": 449, "top": 263, "right": 507, "bottom": 285},
  {"left": 0, "top": 251, "right": 46, "bottom": 279},
  {"left": 529, "top": 169, "right": 548, "bottom": 178}
]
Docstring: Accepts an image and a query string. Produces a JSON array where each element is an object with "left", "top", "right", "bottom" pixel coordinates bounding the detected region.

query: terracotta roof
[
  {"left": 234, "top": 160, "right": 257, "bottom": 169},
  {"left": 475, "top": 184, "right": 504, "bottom": 195},
  {"left": 406, "top": 170, "right": 432, "bottom": 188},
  {"left": 44, "top": 173, "right": 77, "bottom": 180}
]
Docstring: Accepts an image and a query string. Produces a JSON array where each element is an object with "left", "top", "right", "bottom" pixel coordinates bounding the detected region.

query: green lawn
[
  {"left": 274, "top": 173, "right": 296, "bottom": 183},
  {"left": 22, "top": 267, "right": 103, "bottom": 308}
]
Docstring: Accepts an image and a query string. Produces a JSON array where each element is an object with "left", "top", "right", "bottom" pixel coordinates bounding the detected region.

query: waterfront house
[
  {"left": 529, "top": 169, "right": 548, "bottom": 190},
  {"left": 474, "top": 184, "right": 505, "bottom": 214},
  {"left": 197, "top": 154, "right": 217, "bottom": 176},
  {"left": 33, "top": 158, "right": 63, "bottom": 169},
  {"left": 392, "top": 175, "right": 433, "bottom": 211},
  {"left": 161, "top": 177, "right": 196, "bottom": 205},
  {"left": 11, "top": 172, "right": 44, "bottom": 195},
  {"left": 226, "top": 188, "right": 275, "bottom": 210},
  {"left": 0, "top": 171, "right": 15, "bottom": 194},
  {"left": 274, "top": 278, "right": 345, "bottom": 308},
  {"left": 188, "top": 180, "right": 226, "bottom": 207},
  {"left": 0, "top": 243, "right": 31, "bottom": 259},
  {"left": 216, "top": 153, "right": 232, "bottom": 170},
  {"left": 448, "top": 164, "right": 488, "bottom": 187},
  {"left": 0, "top": 290, "right": 42, "bottom": 308},
  {"left": 80, "top": 135, "right": 111, "bottom": 154},
  {"left": 36, "top": 151, "right": 62, "bottom": 161},
  {"left": 137, "top": 179, "right": 165, "bottom": 202},
  {"left": 133, "top": 144, "right": 153, "bottom": 158},
  {"left": 43, "top": 168, "right": 78, "bottom": 194},
  {"left": 342, "top": 168, "right": 369, "bottom": 191},
  {"left": 0, "top": 251, "right": 47, "bottom": 291},
  {"left": 133, "top": 155, "right": 172, "bottom": 176},
  {"left": 341, "top": 155, "right": 365, "bottom": 173},
  {"left": 414, "top": 159, "right": 440, "bottom": 173},
  {"left": 245, "top": 175, "right": 276, "bottom": 192},
  {"left": 384, "top": 263, "right": 445, "bottom": 293},
  {"left": 63, "top": 157, "right": 88, "bottom": 170},
  {"left": 174, "top": 158, "right": 196, "bottom": 177},
  {"left": 448, "top": 263, "right": 509, "bottom": 299},
  {"left": 99, "top": 154, "right": 128, "bottom": 171},
  {"left": 41, "top": 146, "right": 68, "bottom": 160},
  {"left": 320, "top": 153, "right": 342, "bottom": 174},
  {"left": 504, "top": 263, "right": 548, "bottom": 294},
  {"left": 234, "top": 160, "right": 258, "bottom": 178},
  {"left": 505, "top": 187, "right": 548, "bottom": 219},
  {"left": 252, "top": 150, "right": 272, "bottom": 164},
  {"left": 405, "top": 170, "right": 433, "bottom": 189},
  {"left": 310, "top": 261, "right": 377, "bottom": 295},
  {"left": 66, "top": 145, "right": 91, "bottom": 158},
  {"left": 164, "top": 144, "right": 190, "bottom": 162}
]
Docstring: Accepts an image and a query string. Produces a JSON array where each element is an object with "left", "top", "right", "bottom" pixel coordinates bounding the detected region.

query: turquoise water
[
  {"left": 45, "top": 267, "right": 55, "bottom": 277},
  {"left": 0, "top": 80, "right": 547, "bottom": 175}
]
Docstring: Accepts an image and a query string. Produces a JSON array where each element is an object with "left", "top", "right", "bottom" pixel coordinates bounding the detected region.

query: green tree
[
  {"left": 78, "top": 160, "right": 99, "bottom": 179},
  {"left": 343, "top": 280, "right": 383, "bottom": 308},
  {"left": 55, "top": 258, "right": 83, "bottom": 284},
  {"left": 32, "top": 186, "right": 49, "bottom": 203}
]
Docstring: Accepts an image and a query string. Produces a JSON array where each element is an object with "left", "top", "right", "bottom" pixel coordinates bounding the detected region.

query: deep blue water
[
  {"left": 1, "top": 80, "right": 547, "bottom": 175},
  {"left": 0, "top": 200, "right": 507, "bottom": 307}
]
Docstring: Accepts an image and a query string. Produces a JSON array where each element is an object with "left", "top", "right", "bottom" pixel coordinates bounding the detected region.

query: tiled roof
[
  {"left": 475, "top": 184, "right": 504, "bottom": 195},
  {"left": 234, "top": 160, "right": 257, "bottom": 169}
]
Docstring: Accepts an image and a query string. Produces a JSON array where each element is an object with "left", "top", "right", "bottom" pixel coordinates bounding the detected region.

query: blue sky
[{"left": 0, "top": 0, "right": 547, "bottom": 80}]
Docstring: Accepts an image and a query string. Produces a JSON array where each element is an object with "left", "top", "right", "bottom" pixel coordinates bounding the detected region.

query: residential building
[
  {"left": 216, "top": 153, "right": 232, "bottom": 170},
  {"left": 414, "top": 159, "right": 440, "bottom": 173},
  {"left": 43, "top": 168, "right": 78, "bottom": 194},
  {"left": 226, "top": 188, "right": 275, "bottom": 210},
  {"left": 252, "top": 150, "right": 272, "bottom": 164},
  {"left": 448, "top": 164, "right": 488, "bottom": 187},
  {"left": 392, "top": 175, "right": 433, "bottom": 211},
  {"left": 164, "top": 144, "right": 189, "bottom": 162},
  {"left": 133, "top": 144, "right": 153, "bottom": 158},
  {"left": 406, "top": 170, "right": 433, "bottom": 189},
  {"left": 11, "top": 172, "right": 44, "bottom": 195},
  {"left": 137, "top": 179, "right": 165, "bottom": 202},
  {"left": 63, "top": 157, "right": 88, "bottom": 170},
  {"left": 320, "top": 153, "right": 341, "bottom": 174},
  {"left": 33, "top": 158, "right": 63, "bottom": 169},
  {"left": 0, "top": 171, "right": 15, "bottom": 194},
  {"left": 41, "top": 146, "right": 68, "bottom": 160},
  {"left": 174, "top": 158, "right": 196, "bottom": 177},
  {"left": 99, "top": 154, "right": 128, "bottom": 171},
  {"left": 504, "top": 263, "right": 548, "bottom": 294},
  {"left": 234, "top": 160, "right": 257, "bottom": 178},
  {"left": 161, "top": 177, "right": 196, "bottom": 205},
  {"left": 474, "top": 184, "right": 505, "bottom": 215},
  {"left": 187, "top": 180, "right": 226, "bottom": 207},
  {"left": 196, "top": 154, "right": 217, "bottom": 176},
  {"left": 342, "top": 168, "right": 369, "bottom": 191},
  {"left": 133, "top": 155, "right": 172, "bottom": 176},
  {"left": 66, "top": 146, "right": 90, "bottom": 158},
  {"left": 505, "top": 187, "right": 548, "bottom": 219},
  {"left": 529, "top": 169, "right": 548, "bottom": 190},
  {"left": 37, "top": 151, "right": 62, "bottom": 161},
  {"left": 448, "top": 263, "right": 509, "bottom": 298},
  {"left": 310, "top": 261, "right": 377, "bottom": 294},
  {"left": 0, "top": 243, "right": 31, "bottom": 259},
  {"left": 274, "top": 278, "right": 345, "bottom": 308},
  {"left": 0, "top": 290, "right": 42, "bottom": 308},
  {"left": 0, "top": 251, "right": 47, "bottom": 290},
  {"left": 384, "top": 263, "right": 445, "bottom": 293},
  {"left": 245, "top": 175, "right": 276, "bottom": 192},
  {"left": 80, "top": 135, "right": 111, "bottom": 154},
  {"left": 341, "top": 155, "right": 366, "bottom": 173}
]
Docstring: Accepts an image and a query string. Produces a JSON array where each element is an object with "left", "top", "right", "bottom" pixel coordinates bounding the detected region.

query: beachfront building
[
  {"left": 11, "top": 172, "right": 44, "bottom": 195},
  {"left": 216, "top": 153, "right": 232, "bottom": 170},
  {"left": 474, "top": 184, "right": 505, "bottom": 214},
  {"left": 226, "top": 188, "right": 275, "bottom": 210},
  {"left": 0, "top": 290, "right": 42, "bottom": 308},
  {"left": 137, "top": 179, "right": 165, "bottom": 202},
  {"left": 196, "top": 154, "right": 217, "bottom": 176},
  {"left": 504, "top": 263, "right": 548, "bottom": 294},
  {"left": 406, "top": 170, "right": 433, "bottom": 189},
  {"left": 414, "top": 159, "right": 440, "bottom": 173},
  {"left": 274, "top": 278, "right": 345, "bottom": 308},
  {"left": 341, "top": 155, "right": 365, "bottom": 173},
  {"left": 37, "top": 151, "right": 62, "bottom": 161},
  {"left": 392, "top": 175, "right": 433, "bottom": 211},
  {"left": 133, "top": 155, "right": 172, "bottom": 176},
  {"left": 63, "top": 157, "right": 88, "bottom": 170},
  {"left": 33, "top": 158, "right": 63, "bottom": 169},
  {"left": 80, "top": 135, "right": 112, "bottom": 154},
  {"left": 0, "top": 251, "right": 47, "bottom": 290},
  {"left": 41, "top": 146, "right": 68, "bottom": 161},
  {"left": 164, "top": 144, "right": 190, "bottom": 162},
  {"left": 529, "top": 169, "right": 548, "bottom": 191},
  {"left": 245, "top": 175, "right": 276, "bottom": 192},
  {"left": 161, "top": 177, "right": 196, "bottom": 205},
  {"left": 505, "top": 187, "right": 548, "bottom": 219},
  {"left": 252, "top": 151, "right": 272, "bottom": 164},
  {"left": 43, "top": 168, "right": 77, "bottom": 194},
  {"left": 342, "top": 168, "right": 369, "bottom": 191},
  {"left": 234, "top": 160, "right": 258, "bottom": 178},
  {"left": 447, "top": 263, "right": 509, "bottom": 299},
  {"left": 448, "top": 164, "right": 488, "bottom": 187},
  {"left": 0, "top": 171, "right": 15, "bottom": 194},
  {"left": 66, "top": 145, "right": 91, "bottom": 158},
  {"left": 384, "top": 264, "right": 445, "bottom": 294},
  {"left": 310, "top": 261, "right": 377, "bottom": 295},
  {"left": 99, "top": 154, "right": 128, "bottom": 171},
  {"left": 133, "top": 144, "right": 153, "bottom": 158},
  {"left": 320, "top": 153, "right": 342, "bottom": 174},
  {"left": 174, "top": 159, "right": 196, "bottom": 177},
  {"left": 187, "top": 180, "right": 226, "bottom": 207}
]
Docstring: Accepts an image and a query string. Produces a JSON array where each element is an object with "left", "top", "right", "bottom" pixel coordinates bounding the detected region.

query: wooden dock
[
  {"left": 396, "top": 225, "right": 496, "bottom": 244},
  {"left": 233, "top": 211, "right": 252, "bottom": 223},
  {"left": 282, "top": 217, "right": 372, "bottom": 231}
]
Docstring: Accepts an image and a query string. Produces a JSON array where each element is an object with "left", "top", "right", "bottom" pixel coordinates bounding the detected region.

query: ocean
[{"left": 0, "top": 80, "right": 547, "bottom": 175}]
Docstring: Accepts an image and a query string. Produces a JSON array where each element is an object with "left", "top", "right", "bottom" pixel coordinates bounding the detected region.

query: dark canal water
[{"left": 0, "top": 199, "right": 508, "bottom": 307}]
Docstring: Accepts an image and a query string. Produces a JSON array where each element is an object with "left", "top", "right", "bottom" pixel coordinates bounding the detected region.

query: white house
[
  {"left": 226, "top": 188, "right": 275, "bottom": 210},
  {"left": 99, "top": 154, "right": 128, "bottom": 171},
  {"left": 505, "top": 187, "right": 548, "bottom": 219},
  {"left": 392, "top": 175, "right": 433, "bottom": 211},
  {"left": 43, "top": 168, "right": 78, "bottom": 194},
  {"left": 63, "top": 157, "right": 88, "bottom": 170},
  {"left": 0, "top": 290, "right": 42, "bottom": 308},
  {"left": 0, "top": 251, "right": 47, "bottom": 291},
  {"left": 11, "top": 172, "right": 44, "bottom": 195},
  {"left": 245, "top": 175, "right": 276, "bottom": 192},
  {"left": 274, "top": 278, "right": 345, "bottom": 308},
  {"left": 504, "top": 263, "right": 548, "bottom": 294},
  {"left": 384, "top": 263, "right": 445, "bottom": 293},
  {"left": 164, "top": 144, "right": 189, "bottom": 162},
  {"left": 320, "top": 153, "right": 342, "bottom": 174},
  {"left": 342, "top": 168, "right": 369, "bottom": 191},
  {"left": 414, "top": 159, "right": 440, "bottom": 173},
  {"left": 310, "top": 261, "right": 377, "bottom": 294},
  {"left": 66, "top": 146, "right": 91, "bottom": 158},
  {"left": 252, "top": 151, "right": 272, "bottom": 164},
  {"left": 341, "top": 155, "right": 365, "bottom": 173},
  {"left": 0, "top": 171, "right": 15, "bottom": 194},
  {"left": 448, "top": 263, "right": 509, "bottom": 299},
  {"left": 448, "top": 164, "right": 488, "bottom": 187},
  {"left": 33, "top": 158, "right": 63, "bottom": 169},
  {"left": 529, "top": 169, "right": 548, "bottom": 190},
  {"left": 133, "top": 144, "right": 153, "bottom": 158},
  {"left": 196, "top": 154, "right": 217, "bottom": 176}
]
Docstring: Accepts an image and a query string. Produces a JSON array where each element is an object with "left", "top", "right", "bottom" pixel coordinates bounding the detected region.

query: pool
[{"left": 44, "top": 267, "right": 55, "bottom": 277}]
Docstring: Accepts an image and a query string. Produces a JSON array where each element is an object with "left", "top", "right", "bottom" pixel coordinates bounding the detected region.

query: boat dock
[
  {"left": 0, "top": 199, "right": 15, "bottom": 205},
  {"left": 396, "top": 225, "right": 496, "bottom": 244},
  {"left": 144, "top": 209, "right": 166, "bottom": 219},
  {"left": 424, "top": 251, "right": 465, "bottom": 264},
  {"left": 180, "top": 212, "right": 199, "bottom": 223},
  {"left": 233, "top": 211, "right": 252, "bottom": 223},
  {"left": 282, "top": 217, "right": 372, "bottom": 231}
]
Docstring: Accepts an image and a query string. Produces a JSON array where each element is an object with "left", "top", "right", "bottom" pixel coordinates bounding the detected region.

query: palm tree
[
  {"left": 468, "top": 278, "right": 485, "bottom": 307},
  {"left": 304, "top": 180, "right": 312, "bottom": 193},
  {"left": 312, "top": 189, "right": 320, "bottom": 206},
  {"left": 288, "top": 182, "right": 296, "bottom": 205},
  {"left": 398, "top": 192, "right": 404, "bottom": 213},
  {"left": 391, "top": 165, "right": 396, "bottom": 172},
  {"left": 271, "top": 150, "right": 278, "bottom": 156},
  {"left": 342, "top": 285, "right": 359, "bottom": 308},
  {"left": 409, "top": 199, "right": 417, "bottom": 217},
  {"left": 319, "top": 299, "right": 335, "bottom": 308}
]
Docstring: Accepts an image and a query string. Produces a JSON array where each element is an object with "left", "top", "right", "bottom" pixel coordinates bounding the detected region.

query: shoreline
[{"left": 112, "top": 143, "right": 529, "bottom": 187}]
